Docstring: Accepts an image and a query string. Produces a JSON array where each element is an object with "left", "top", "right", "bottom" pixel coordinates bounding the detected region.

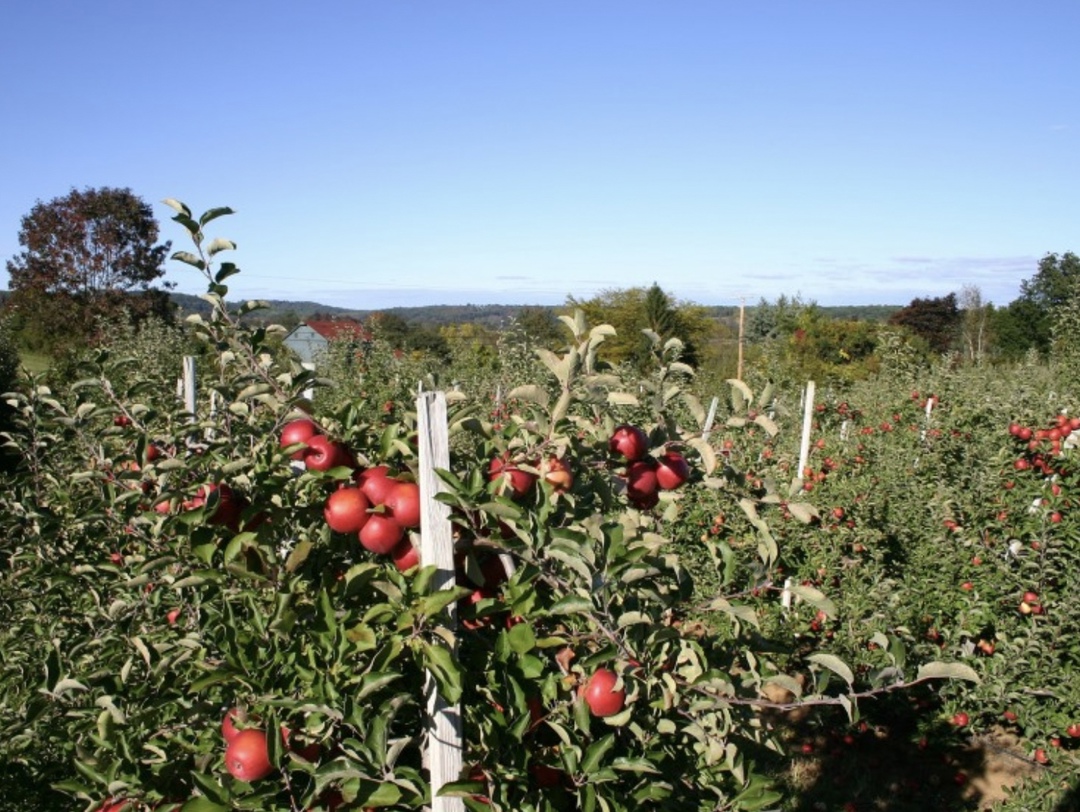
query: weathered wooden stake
[{"left": 416, "top": 391, "right": 464, "bottom": 812}]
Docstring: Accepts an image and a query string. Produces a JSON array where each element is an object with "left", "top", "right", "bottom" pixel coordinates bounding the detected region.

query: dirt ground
[{"left": 758, "top": 682, "right": 1054, "bottom": 811}]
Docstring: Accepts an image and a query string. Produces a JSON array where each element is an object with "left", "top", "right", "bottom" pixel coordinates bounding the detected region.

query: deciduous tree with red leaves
[{"left": 5, "top": 186, "right": 173, "bottom": 352}]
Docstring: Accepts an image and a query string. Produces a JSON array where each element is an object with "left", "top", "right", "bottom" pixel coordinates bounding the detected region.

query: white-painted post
[
  {"left": 182, "top": 356, "right": 197, "bottom": 419},
  {"left": 796, "top": 381, "right": 816, "bottom": 481},
  {"left": 781, "top": 577, "right": 794, "bottom": 612},
  {"left": 416, "top": 391, "right": 464, "bottom": 812},
  {"left": 301, "top": 362, "right": 315, "bottom": 401},
  {"left": 207, "top": 390, "right": 218, "bottom": 440},
  {"left": 702, "top": 396, "right": 720, "bottom": 441}
]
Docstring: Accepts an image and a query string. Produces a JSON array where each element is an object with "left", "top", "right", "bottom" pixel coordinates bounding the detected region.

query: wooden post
[
  {"left": 416, "top": 391, "right": 464, "bottom": 812},
  {"left": 797, "top": 381, "right": 816, "bottom": 482},
  {"left": 737, "top": 299, "right": 745, "bottom": 382},
  {"left": 182, "top": 356, "right": 197, "bottom": 419}
]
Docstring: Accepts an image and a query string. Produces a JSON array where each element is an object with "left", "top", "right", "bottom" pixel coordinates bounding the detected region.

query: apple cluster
[
  {"left": 1009, "top": 413, "right": 1080, "bottom": 474},
  {"left": 281, "top": 419, "right": 422, "bottom": 571},
  {"left": 607, "top": 424, "right": 690, "bottom": 509},
  {"left": 221, "top": 708, "right": 273, "bottom": 783},
  {"left": 220, "top": 708, "right": 341, "bottom": 809}
]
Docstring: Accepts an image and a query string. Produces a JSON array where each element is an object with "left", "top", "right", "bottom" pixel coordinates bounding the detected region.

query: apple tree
[{"left": 0, "top": 202, "right": 974, "bottom": 812}]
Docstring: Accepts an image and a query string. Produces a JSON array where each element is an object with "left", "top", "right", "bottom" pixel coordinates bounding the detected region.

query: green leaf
[
  {"left": 728, "top": 378, "right": 752, "bottom": 410},
  {"left": 421, "top": 641, "right": 462, "bottom": 703},
  {"left": 785, "top": 501, "right": 820, "bottom": 524},
  {"left": 357, "top": 671, "right": 402, "bottom": 700},
  {"left": 215, "top": 261, "right": 241, "bottom": 283},
  {"left": 162, "top": 198, "right": 192, "bottom": 217},
  {"left": 607, "top": 392, "right": 640, "bottom": 407},
  {"left": 731, "top": 774, "right": 783, "bottom": 811},
  {"left": 806, "top": 652, "right": 855, "bottom": 686},
  {"left": 610, "top": 756, "right": 660, "bottom": 774},
  {"left": 788, "top": 584, "right": 837, "bottom": 618},
  {"left": 171, "top": 250, "right": 206, "bottom": 270},
  {"left": 346, "top": 623, "right": 377, "bottom": 651},
  {"left": 580, "top": 733, "right": 616, "bottom": 774},
  {"left": 507, "top": 384, "right": 550, "bottom": 409},
  {"left": 181, "top": 797, "right": 230, "bottom": 812},
  {"left": 199, "top": 206, "right": 236, "bottom": 226},
  {"left": 189, "top": 769, "right": 229, "bottom": 803},
  {"left": 190, "top": 668, "right": 237, "bottom": 693},
  {"left": 417, "top": 589, "right": 461, "bottom": 618},
  {"left": 171, "top": 213, "right": 202, "bottom": 237},
  {"left": 547, "top": 595, "right": 593, "bottom": 616},
  {"left": 437, "top": 780, "right": 487, "bottom": 798},
  {"left": 207, "top": 237, "right": 237, "bottom": 257},
  {"left": 507, "top": 621, "right": 536, "bottom": 654},
  {"left": 753, "top": 413, "right": 780, "bottom": 436},
  {"left": 916, "top": 661, "right": 981, "bottom": 684}
]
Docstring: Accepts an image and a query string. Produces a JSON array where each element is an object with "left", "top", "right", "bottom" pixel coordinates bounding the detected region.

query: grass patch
[{"left": 18, "top": 351, "right": 50, "bottom": 375}]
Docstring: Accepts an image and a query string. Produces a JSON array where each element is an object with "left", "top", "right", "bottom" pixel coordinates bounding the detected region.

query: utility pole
[{"left": 737, "top": 297, "right": 745, "bottom": 381}]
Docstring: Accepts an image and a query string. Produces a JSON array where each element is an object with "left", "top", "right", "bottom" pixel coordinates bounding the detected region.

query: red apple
[
  {"left": 529, "top": 763, "right": 563, "bottom": 788},
  {"left": 655, "top": 451, "right": 690, "bottom": 490},
  {"left": 193, "top": 483, "right": 245, "bottom": 531},
  {"left": 390, "top": 538, "right": 420, "bottom": 572},
  {"left": 324, "top": 487, "right": 371, "bottom": 534},
  {"left": 608, "top": 424, "right": 649, "bottom": 462},
  {"left": 385, "top": 481, "right": 421, "bottom": 528},
  {"left": 580, "top": 668, "right": 626, "bottom": 717},
  {"left": 302, "top": 435, "right": 350, "bottom": 472},
  {"left": 280, "top": 418, "right": 320, "bottom": 459},
  {"left": 359, "top": 513, "right": 404, "bottom": 555},
  {"left": 951, "top": 711, "right": 969, "bottom": 727},
  {"left": 356, "top": 465, "right": 397, "bottom": 504},
  {"left": 626, "top": 460, "right": 659, "bottom": 507},
  {"left": 488, "top": 456, "right": 537, "bottom": 499},
  {"left": 224, "top": 728, "right": 273, "bottom": 782}
]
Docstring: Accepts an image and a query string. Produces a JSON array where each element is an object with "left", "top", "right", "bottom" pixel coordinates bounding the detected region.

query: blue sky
[{"left": 1, "top": 2, "right": 1076, "bottom": 309}]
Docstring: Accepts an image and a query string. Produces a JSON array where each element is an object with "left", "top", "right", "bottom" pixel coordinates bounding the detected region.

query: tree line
[{"left": 2, "top": 186, "right": 1078, "bottom": 389}]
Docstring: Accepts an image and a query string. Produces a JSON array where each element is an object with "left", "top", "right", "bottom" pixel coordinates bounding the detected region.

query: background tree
[
  {"left": 958, "top": 284, "right": 991, "bottom": 364},
  {"left": 513, "top": 306, "right": 563, "bottom": 349},
  {"left": 566, "top": 284, "right": 708, "bottom": 369},
  {"left": 745, "top": 294, "right": 810, "bottom": 342},
  {"left": 1008, "top": 252, "right": 1080, "bottom": 356},
  {"left": 4, "top": 187, "right": 173, "bottom": 354},
  {"left": 887, "top": 293, "right": 960, "bottom": 355}
]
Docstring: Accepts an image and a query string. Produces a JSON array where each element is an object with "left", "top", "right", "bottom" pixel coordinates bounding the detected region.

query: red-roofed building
[{"left": 283, "top": 318, "right": 369, "bottom": 363}]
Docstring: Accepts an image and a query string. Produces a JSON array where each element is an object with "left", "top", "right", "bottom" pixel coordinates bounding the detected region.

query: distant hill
[
  {"left": 1, "top": 290, "right": 901, "bottom": 330},
  {"left": 168, "top": 292, "right": 552, "bottom": 328}
]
